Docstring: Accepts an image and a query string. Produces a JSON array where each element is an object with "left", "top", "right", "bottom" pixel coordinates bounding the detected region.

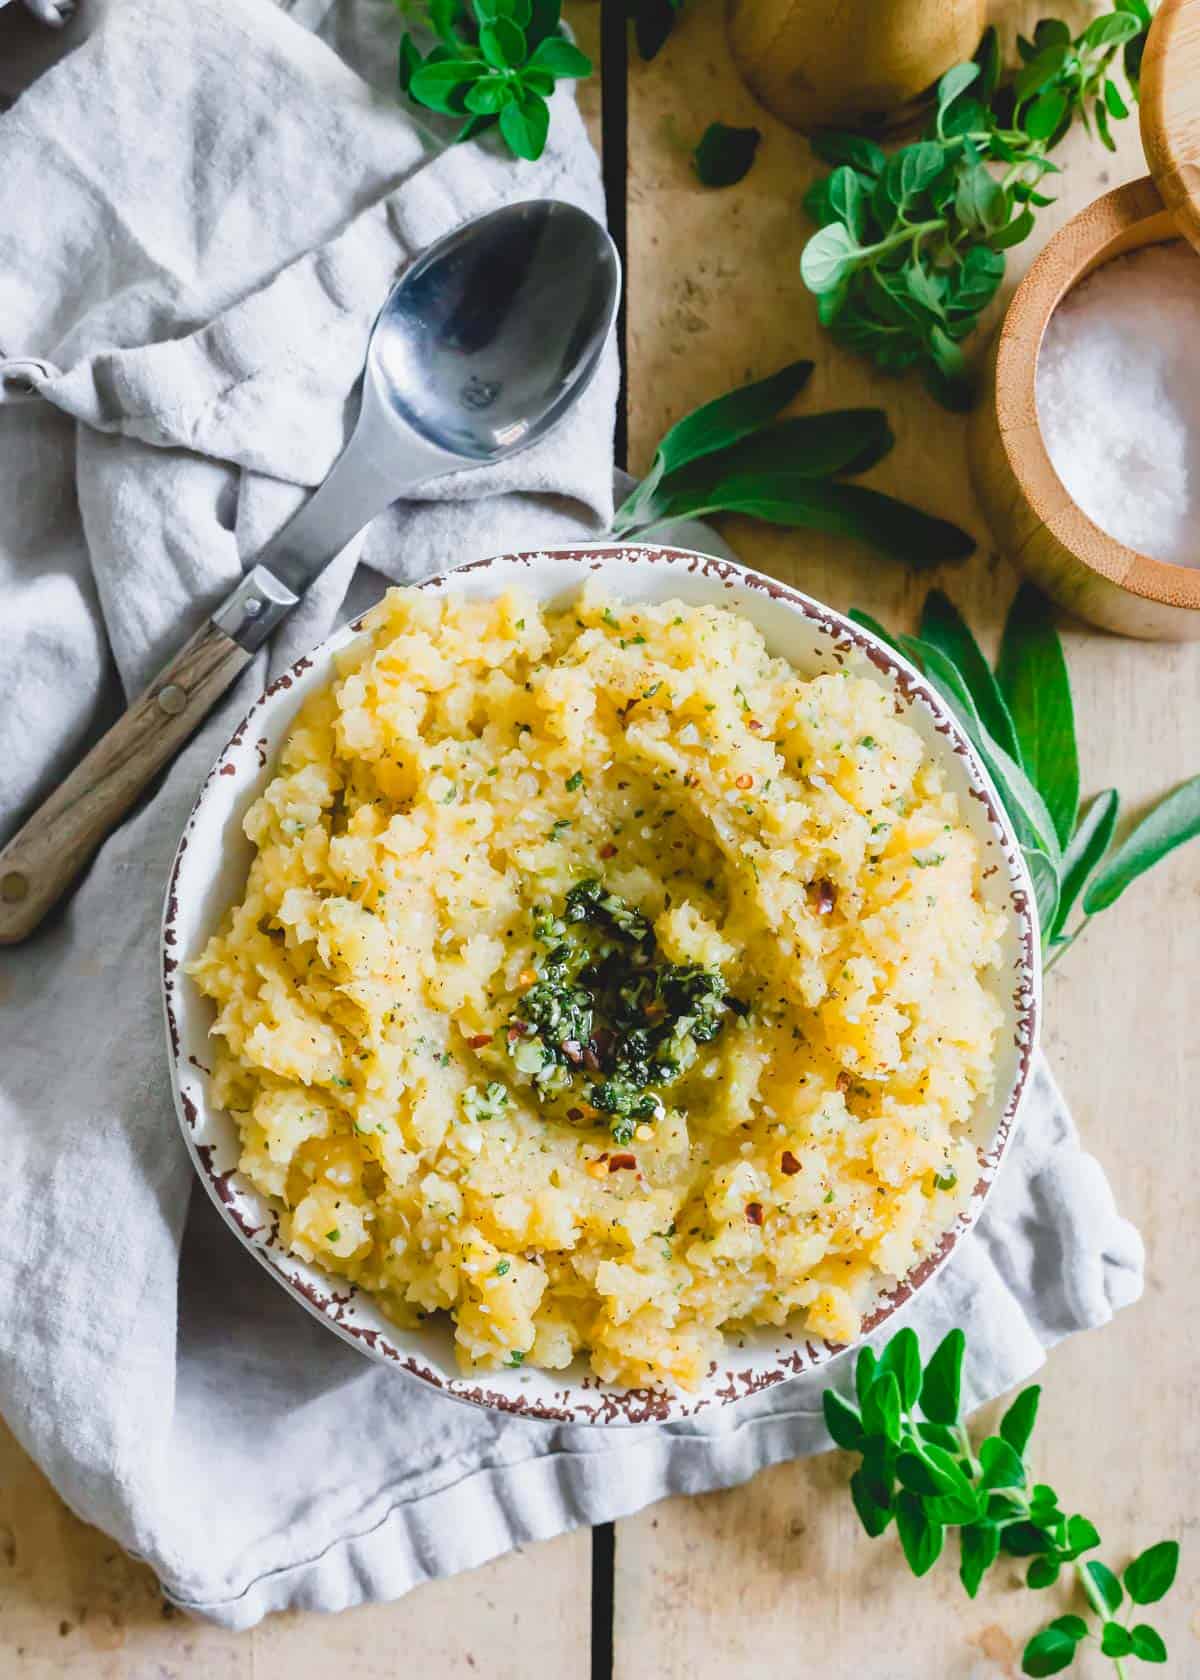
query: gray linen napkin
[{"left": 0, "top": 0, "right": 1143, "bottom": 1630}]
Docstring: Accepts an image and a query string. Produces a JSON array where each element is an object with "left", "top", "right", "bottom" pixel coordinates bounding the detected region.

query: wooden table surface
[{"left": 2, "top": 3, "right": 1197, "bottom": 1676}]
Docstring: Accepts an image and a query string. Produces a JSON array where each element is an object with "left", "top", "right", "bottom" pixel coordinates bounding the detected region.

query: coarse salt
[{"left": 1036, "top": 240, "right": 1200, "bottom": 566}]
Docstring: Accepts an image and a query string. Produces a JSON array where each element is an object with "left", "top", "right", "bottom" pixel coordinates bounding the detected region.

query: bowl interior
[{"left": 163, "top": 545, "right": 1039, "bottom": 1425}]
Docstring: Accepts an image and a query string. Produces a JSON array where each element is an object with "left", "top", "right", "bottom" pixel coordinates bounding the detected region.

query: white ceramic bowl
[{"left": 163, "top": 545, "right": 1040, "bottom": 1424}]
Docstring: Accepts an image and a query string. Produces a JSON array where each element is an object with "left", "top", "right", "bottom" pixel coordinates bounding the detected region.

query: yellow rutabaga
[{"left": 190, "top": 583, "right": 1006, "bottom": 1390}]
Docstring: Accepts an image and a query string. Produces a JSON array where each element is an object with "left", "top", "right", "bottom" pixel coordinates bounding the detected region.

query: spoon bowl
[
  {"left": 372, "top": 199, "right": 621, "bottom": 461},
  {"left": 262, "top": 198, "right": 621, "bottom": 596}
]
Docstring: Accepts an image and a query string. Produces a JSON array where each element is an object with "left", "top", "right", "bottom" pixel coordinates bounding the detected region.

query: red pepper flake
[
  {"left": 747, "top": 719, "right": 762, "bottom": 732},
  {"left": 600, "top": 843, "right": 618, "bottom": 859},
  {"left": 809, "top": 878, "right": 837, "bottom": 915},
  {"left": 566, "top": 1107, "right": 584, "bottom": 1122},
  {"left": 735, "top": 773, "right": 753, "bottom": 791},
  {"left": 780, "top": 1151, "right": 800, "bottom": 1176},
  {"left": 507, "top": 1022, "right": 531, "bottom": 1043},
  {"left": 836, "top": 1070, "right": 852, "bottom": 1093},
  {"left": 467, "top": 1033, "right": 492, "bottom": 1049},
  {"left": 745, "top": 1201, "right": 764, "bottom": 1225},
  {"left": 608, "top": 1153, "right": 637, "bottom": 1172}
]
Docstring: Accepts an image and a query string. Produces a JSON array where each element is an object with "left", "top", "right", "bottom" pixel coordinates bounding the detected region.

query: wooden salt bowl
[{"left": 969, "top": 0, "right": 1200, "bottom": 639}]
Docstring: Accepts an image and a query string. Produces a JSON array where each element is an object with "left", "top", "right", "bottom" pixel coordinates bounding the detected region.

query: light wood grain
[
  {"left": 1141, "top": 0, "right": 1200, "bottom": 257},
  {"left": 621, "top": 1, "right": 1199, "bottom": 1675},
  {"left": 726, "top": 0, "right": 987, "bottom": 131},
  {"left": 0, "top": 618, "right": 251, "bottom": 944}
]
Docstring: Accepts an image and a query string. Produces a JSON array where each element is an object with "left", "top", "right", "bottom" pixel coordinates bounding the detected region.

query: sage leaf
[
  {"left": 997, "top": 583, "right": 1079, "bottom": 847},
  {"left": 1021, "top": 1626, "right": 1078, "bottom": 1676},
  {"left": 919, "top": 1327, "right": 965, "bottom": 1424},
  {"left": 849, "top": 608, "right": 903, "bottom": 656},
  {"left": 1051, "top": 789, "right": 1117, "bottom": 939},
  {"left": 660, "top": 410, "right": 894, "bottom": 490},
  {"left": 693, "top": 122, "right": 761, "bottom": 187},
  {"left": 1082, "top": 775, "right": 1200, "bottom": 913},
  {"left": 895, "top": 1491, "right": 943, "bottom": 1576},
  {"left": 1131, "top": 1624, "right": 1168, "bottom": 1662},
  {"left": 647, "top": 361, "right": 814, "bottom": 478},
  {"left": 658, "top": 476, "right": 973, "bottom": 569},
  {"left": 918, "top": 590, "right": 1021, "bottom": 762},
  {"left": 1124, "top": 1539, "right": 1180, "bottom": 1605},
  {"left": 998, "top": 1384, "right": 1040, "bottom": 1456},
  {"left": 960, "top": 1522, "right": 1000, "bottom": 1597},
  {"left": 901, "top": 638, "right": 1063, "bottom": 864}
]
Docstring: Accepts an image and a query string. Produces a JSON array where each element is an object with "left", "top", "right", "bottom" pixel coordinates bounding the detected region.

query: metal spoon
[{"left": 0, "top": 198, "right": 621, "bottom": 943}]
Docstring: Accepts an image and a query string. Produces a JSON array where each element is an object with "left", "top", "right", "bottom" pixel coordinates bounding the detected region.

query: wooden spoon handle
[{"left": 0, "top": 618, "right": 251, "bottom": 944}]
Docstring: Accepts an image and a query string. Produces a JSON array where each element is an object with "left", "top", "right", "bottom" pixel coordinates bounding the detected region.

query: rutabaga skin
[{"left": 1036, "top": 241, "right": 1200, "bottom": 567}]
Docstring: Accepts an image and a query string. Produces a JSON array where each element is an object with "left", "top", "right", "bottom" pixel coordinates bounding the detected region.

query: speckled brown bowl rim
[{"left": 162, "top": 544, "right": 1040, "bottom": 1426}]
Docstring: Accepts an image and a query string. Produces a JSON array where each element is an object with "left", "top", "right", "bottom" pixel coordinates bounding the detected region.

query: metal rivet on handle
[
  {"left": 156, "top": 684, "right": 188, "bottom": 716},
  {"left": 1, "top": 871, "right": 29, "bottom": 903}
]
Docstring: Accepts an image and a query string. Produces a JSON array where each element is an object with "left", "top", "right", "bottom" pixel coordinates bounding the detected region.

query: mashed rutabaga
[{"left": 190, "top": 584, "right": 1007, "bottom": 1390}]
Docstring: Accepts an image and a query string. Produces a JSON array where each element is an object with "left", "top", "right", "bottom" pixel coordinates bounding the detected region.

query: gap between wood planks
[{"left": 592, "top": 2, "right": 626, "bottom": 1675}]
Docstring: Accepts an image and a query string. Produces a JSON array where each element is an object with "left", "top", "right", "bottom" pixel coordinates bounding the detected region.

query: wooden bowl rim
[{"left": 994, "top": 175, "right": 1200, "bottom": 612}]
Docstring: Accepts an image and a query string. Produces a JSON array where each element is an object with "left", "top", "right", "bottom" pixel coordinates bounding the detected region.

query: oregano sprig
[
  {"left": 855, "top": 585, "right": 1200, "bottom": 965},
  {"left": 826, "top": 1327, "right": 1180, "bottom": 1675},
  {"left": 800, "top": 2, "right": 1155, "bottom": 407},
  {"left": 396, "top": 0, "right": 591, "bottom": 161}
]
